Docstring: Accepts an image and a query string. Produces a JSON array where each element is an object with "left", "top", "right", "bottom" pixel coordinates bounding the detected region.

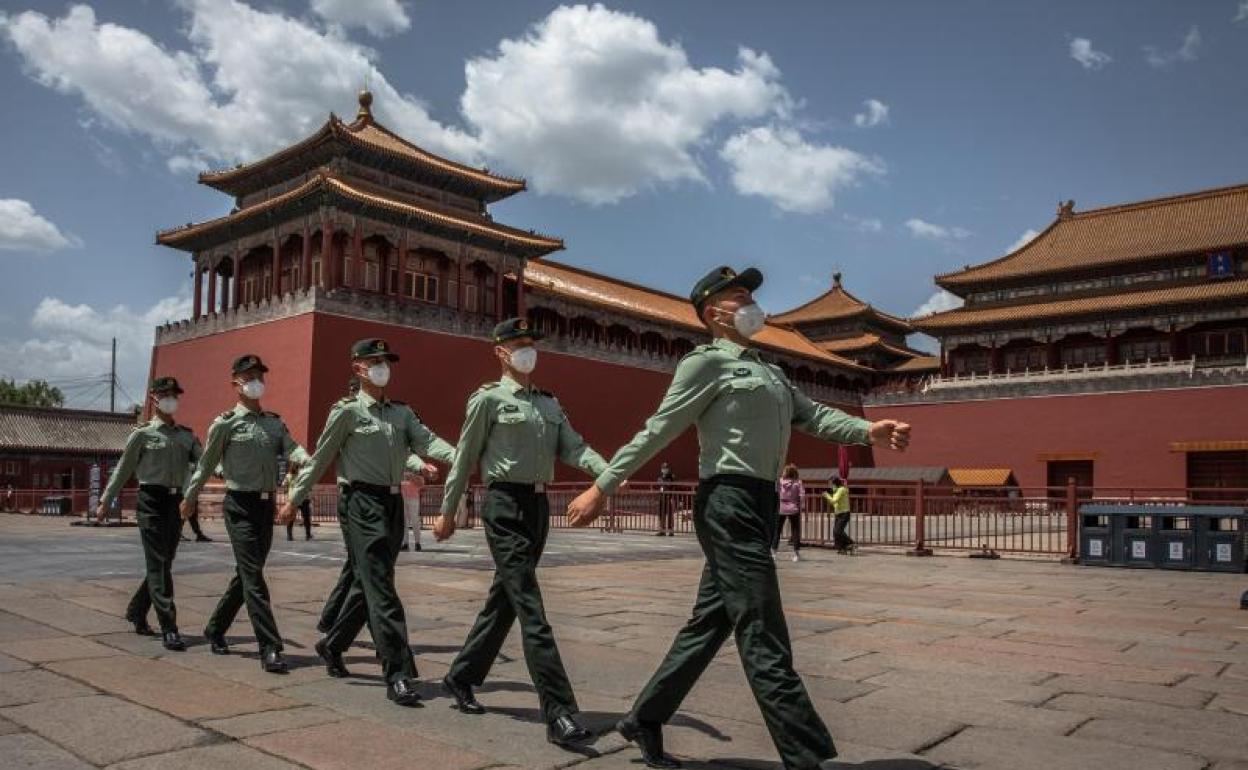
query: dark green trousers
[
  {"left": 318, "top": 489, "right": 352, "bottom": 630},
  {"left": 631, "top": 475, "right": 836, "bottom": 770},
  {"left": 125, "top": 485, "right": 182, "bottom": 632},
  {"left": 448, "top": 484, "right": 577, "bottom": 722},
  {"left": 323, "top": 485, "right": 416, "bottom": 683},
  {"left": 205, "top": 491, "right": 282, "bottom": 651}
]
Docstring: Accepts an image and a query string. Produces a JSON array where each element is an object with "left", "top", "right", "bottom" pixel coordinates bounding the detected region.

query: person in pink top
[{"left": 774, "top": 463, "right": 804, "bottom": 562}]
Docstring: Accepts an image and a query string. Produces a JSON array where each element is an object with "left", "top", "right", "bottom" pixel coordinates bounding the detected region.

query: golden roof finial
[
  {"left": 357, "top": 89, "right": 374, "bottom": 122},
  {"left": 832, "top": 271, "right": 843, "bottom": 287}
]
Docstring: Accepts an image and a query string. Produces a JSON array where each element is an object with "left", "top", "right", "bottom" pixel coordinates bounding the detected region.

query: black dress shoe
[
  {"left": 195, "top": 534, "right": 212, "bottom": 542},
  {"left": 386, "top": 677, "right": 422, "bottom": 706},
  {"left": 441, "top": 675, "right": 484, "bottom": 714},
  {"left": 130, "top": 618, "right": 156, "bottom": 636},
  {"left": 618, "top": 717, "right": 680, "bottom": 768},
  {"left": 204, "top": 630, "right": 230, "bottom": 655},
  {"left": 261, "top": 648, "right": 289, "bottom": 674},
  {"left": 547, "top": 714, "right": 593, "bottom": 747},
  {"left": 315, "top": 638, "right": 350, "bottom": 678},
  {"left": 162, "top": 630, "right": 186, "bottom": 651},
  {"left": 414, "top": 542, "right": 421, "bottom": 552},
  {"left": 399, "top": 543, "right": 410, "bottom": 551}
]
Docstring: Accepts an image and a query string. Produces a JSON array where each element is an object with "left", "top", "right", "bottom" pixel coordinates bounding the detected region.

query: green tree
[{"left": 0, "top": 378, "right": 65, "bottom": 408}]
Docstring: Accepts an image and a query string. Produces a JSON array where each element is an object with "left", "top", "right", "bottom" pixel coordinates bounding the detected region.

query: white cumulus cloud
[
  {"left": 1006, "top": 228, "right": 1040, "bottom": 253},
  {"left": 461, "top": 3, "right": 791, "bottom": 204},
  {"left": 1069, "top": 37, "right": 1112, "bottom": 70},
  {"left": 720, "top": 126, "right": 883, "bottom": 214},
  {"left": 0, "top": 294, "right": 190, "bottom": 408},
  {"left": 0, "top": 2, "right": 478, "bottom": 173},
  {"left": 1237, "top": 1, "right": 1248, "bottom": 22},
  {"left": 853, "top": 98, "right": 889, "bottom": 127},
  {"left": 905, "top": 218, "right": 971, "bottom": 241},
  {"left": 912, "top": 288, "right": 963, "bottom": 318},
  {"left": 1145, "top": 25, "right": 1201, "bottom": 68},
  {"left": 0, "top": 199, "right": 80, "bottom": 252},
  {"left": 310, "top": 0, "right": 410, "bottom": 37}
]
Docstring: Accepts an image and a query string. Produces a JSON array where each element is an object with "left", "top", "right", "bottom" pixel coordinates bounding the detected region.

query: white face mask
[
  {"left": 239, "top": 379, "right": 265, "bottom": 400},
  {"left": 155, "top": 397, "right": 179, "bottom": 416},
  {"left": 718, "top": 302, "right": 766, "bottom": 338},
  {"left": 366, "top": 362, "right": 391, "bottom": 387},
  {"left": 508, "top": 346, "right": 537, "bottom": 374}
]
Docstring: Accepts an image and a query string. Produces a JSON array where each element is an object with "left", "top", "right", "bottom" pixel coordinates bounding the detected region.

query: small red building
[{"left": 0, "top": 405, "right": 134, "bottom": 492}]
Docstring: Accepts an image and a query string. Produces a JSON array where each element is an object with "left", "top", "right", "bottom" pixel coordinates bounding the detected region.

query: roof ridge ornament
[
  {"left": 832, "top": 271, "right": 843, "bottom": 287},
  {"left": 357, "top": 89, "right": 374, "bottom": 123},
  {"left": 1057, "top": 199, "right": 1075, "bottom": 219}
]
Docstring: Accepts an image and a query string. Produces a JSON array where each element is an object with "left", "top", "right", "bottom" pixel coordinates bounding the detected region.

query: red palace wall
[
  {"left": 863, "top": 385, "right": 1248, "bottom": 489},
  {"left": 149, "top": 312, "right": 869, "bottom": 487}
]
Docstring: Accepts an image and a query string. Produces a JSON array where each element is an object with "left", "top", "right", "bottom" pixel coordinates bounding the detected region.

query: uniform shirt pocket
[{"left": 723, "top": 376, "right": 767, "bottom": 417}]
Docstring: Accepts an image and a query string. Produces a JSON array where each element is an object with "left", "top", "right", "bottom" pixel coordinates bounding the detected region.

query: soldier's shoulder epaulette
[
  {"left": 478, "top": 382, "right": 500, "bottom": 391},
  {"left": 335, "top": 396, "right": 354, "bottom": 406},
  {"left": 219, "top": 410, "right": 235, "bottom": 420},
  {"left": 691, "top": 343, "right": 716, "bottom": 354}
]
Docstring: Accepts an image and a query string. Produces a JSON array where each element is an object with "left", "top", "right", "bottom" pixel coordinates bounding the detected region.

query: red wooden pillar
[
  {"left": 353, "top": 222, "right": 364, "bottom": 289},
  {"left": 938, "top": 339, "right": 947, "bottom": 377},
  {"left": 989, "top": 343, "right": 1002, "bottom": 374},
  {"left": 270, "top": 234, "right": 281, "bottom": 299},
  {"left": 517, "top": 259, "right": 527, "bottom": 317},
  {"left": 301, "top": 223, "right": 312, "bottom": 291},
  {"left": 458, "top": 251, "right": 467, "bottom": 311},
  {"left": 220, "top": 261, "right": 231, "bottom": 311},
  {"left": 322, "top": 221, "right": 334, "bottom": 288},
  {"left": 396, "top": 237, "right": 407, "bottom": 297},
  {"left": 232, "top": 249, "right": 242, "bottom": 308},
  {"left": 192, "top": 258, "right": 203, "bottom": 320},
  {"left": 1105, "top": 333, "right": 1118, "bottom": 365},
  {"left": 1045, "top": 339, "right": 1057, "bottom": 369},
  {"left": 494, "top": 258, "right": 504, "bottom": 322},
  {"left": 206, "top": 260, "right": 217, "bottom": 315}
]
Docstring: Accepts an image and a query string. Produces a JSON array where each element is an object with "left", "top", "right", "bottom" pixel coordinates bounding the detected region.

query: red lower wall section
[
  {"left": 863, "top": 385, "right": 1248, "bottom": 489},
  {"left": 150, "top": 312, "right": 869, "bottom": 486}
]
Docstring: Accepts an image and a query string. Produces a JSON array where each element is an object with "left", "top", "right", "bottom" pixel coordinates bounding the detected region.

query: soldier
[
  {"left": 567, "top": 266, "right": 911, "bottom": 770},
  {"left": 95, "top": 377, "right": 201, "bottom": 651},
  {"left": 282, "top": 338, "right": 455, "bottom": 706},
  {"left": 181, "top": 354, "right": 309, "bottom": 674},
  {"left": 433, "top": 318, "right": 607, "bottom": 748}
]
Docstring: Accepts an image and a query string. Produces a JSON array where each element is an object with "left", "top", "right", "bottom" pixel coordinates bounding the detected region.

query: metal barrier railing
[{"left": 6, "top": 482, "right": 1244, "bottom": 560}]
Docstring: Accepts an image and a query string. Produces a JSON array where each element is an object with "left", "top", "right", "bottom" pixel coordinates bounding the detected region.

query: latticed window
[
  {"left": 364, "top": 261, "right": 380, "bottom": 291},
  {"left": 1003, "top": 346, "right": 1045, "bottom": 371},
  {"left": 311, "top": 258, "right": 322, "bottom": 287},
  {"left": 1190, "top": 328, "right": 1247, "bottom": 358},
  {"left": 403, "top": 256, "right": 438, "bottom": 303},
  {"left": 1061, "top": 343, "right": 1107, "bottom": 367},
  {"left": 1119, "top": 338, "right": 1170, "bottom": 363},
  {"left": 446, "top": 279, "right": 459, "bottom": 308},
  {"left": 464, "top": 284, "right": 479, "bottom": 312},
  {"left": 951, "top": 348, "right": 991, "bottom": 375}
]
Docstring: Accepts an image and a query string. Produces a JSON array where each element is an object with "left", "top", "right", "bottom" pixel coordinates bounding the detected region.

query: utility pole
[{"left": 109, "top": 338, "right": 116, "bottom": 412}]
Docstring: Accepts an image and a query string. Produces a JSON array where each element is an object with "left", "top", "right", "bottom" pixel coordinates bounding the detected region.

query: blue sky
[{"left": 1, "top": 0, "right": 1246, "bottom": 407}]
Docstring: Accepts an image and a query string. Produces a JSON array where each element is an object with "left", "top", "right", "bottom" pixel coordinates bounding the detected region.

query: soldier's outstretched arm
[
  {"left": 183, "top": 418, "right": 228, "bottom": 510},
  {"left": 436, "top": 391, "right": 490, "bottom": 540},
  {"left": 97, "top": 429, "right": 143, "bottom": 519}
]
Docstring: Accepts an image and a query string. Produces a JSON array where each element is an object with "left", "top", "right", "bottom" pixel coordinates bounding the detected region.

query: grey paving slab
[
  {"left": 1, "top": 695, "right": 213, "bottom": 765},
  {"left": 1073, "top": 717, "right": 1248, "bottom": 763},
  {"left": 0, "top": 669, "right": 96, "bottom": 707},
  {"left": 198, "top": 706, "right": 347, "bottom": 738},
  {"left": 105, "top": 742, "right": 304, "bottom": 770},
  {"left": 0, "top": 635, "right": 126, "bottom": 663},
  {"left": 1045, "top": 693, "right": 1248, "bottom": 736},
  {"left": 0, "top": 732, "right": 96, "bottom": 770},
  {"left": 924, "top": 725, "right": 1206, "bottom": 770}
]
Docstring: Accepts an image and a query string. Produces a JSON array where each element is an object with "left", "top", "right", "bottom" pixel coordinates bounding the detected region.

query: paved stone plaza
[{"left": 0, "top": 513, "right": 1245, "bottom": 770}]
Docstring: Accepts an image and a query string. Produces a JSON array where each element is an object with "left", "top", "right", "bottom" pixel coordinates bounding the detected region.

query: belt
[
  {"left": 348, "top": 481, "right": 401, "bottom": 495},
  {"left": 139, "top": 483, "right": 181, "bottom": 495},
  {"left": 489, "top": 481, "right": 547, "bottom": 494},
  {"left": 226, "top": 490, "right": 274, "bottom": 500}
]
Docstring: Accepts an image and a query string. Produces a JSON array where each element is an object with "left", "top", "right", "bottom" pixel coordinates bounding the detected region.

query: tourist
[
  {"left": 182, "top": 354, "right": 309, "bottom": 673},
  {"left": 566, "top": 264, "right": 911, "bottom": 770},
  {"left": 96, "top": 377, "right": 202, "bottom": 652},
  {"left": 281, "top": 338, "right": 455, "bottom": 706},
  {"left": 284, "top": 466, "right": 313, "bottom": 541},
  {"left": 399, "top": 461, "right": 438, "bottom": 552},
  {"left": 775, "top": 463, "right": 804, "bottom": 561},
  {"left": 433, "top": 317, "right": 608, "bottom": 749},
  {"left": 826, "top": 476, "right": 853, "bottom": 553},
  {"left": 656, "top": 461, "right": 676, "bottom": 535}
]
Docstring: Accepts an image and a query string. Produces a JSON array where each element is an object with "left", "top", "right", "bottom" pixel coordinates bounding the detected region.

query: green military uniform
[
  {"left": 318, "top": 453, "right": 428, "bottom": 633},
  {"left": 442, "top": 368, "right": 608, "bottom": 722},
  {"left": 598, "top": 267, "right": 872, "bottom": 770},
  {"left": 185, "top": 401, "right": 309, "bottom": 653},
  {"left": 290, "top": 363, "right": 455, "bottom": 684},
  {"left": 101, "top": 399, "right": 202, "bottom": 634}
]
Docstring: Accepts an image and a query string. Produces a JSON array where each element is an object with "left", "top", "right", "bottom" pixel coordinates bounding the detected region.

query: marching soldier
[
  {"left": 96, "top": 377, "right": 201, "bottom": 651},
  {"left": 433, "top": 318, "right": 607, "bottom": 748},
  {"left": 567, "top": 266, "right": 911, "bottom": 770},
  {"left": 181, "top": 354, "right": 309, "bottom": 674},
  {"left": 282, "top": 338, "right": 455, "bottom": 706}
]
